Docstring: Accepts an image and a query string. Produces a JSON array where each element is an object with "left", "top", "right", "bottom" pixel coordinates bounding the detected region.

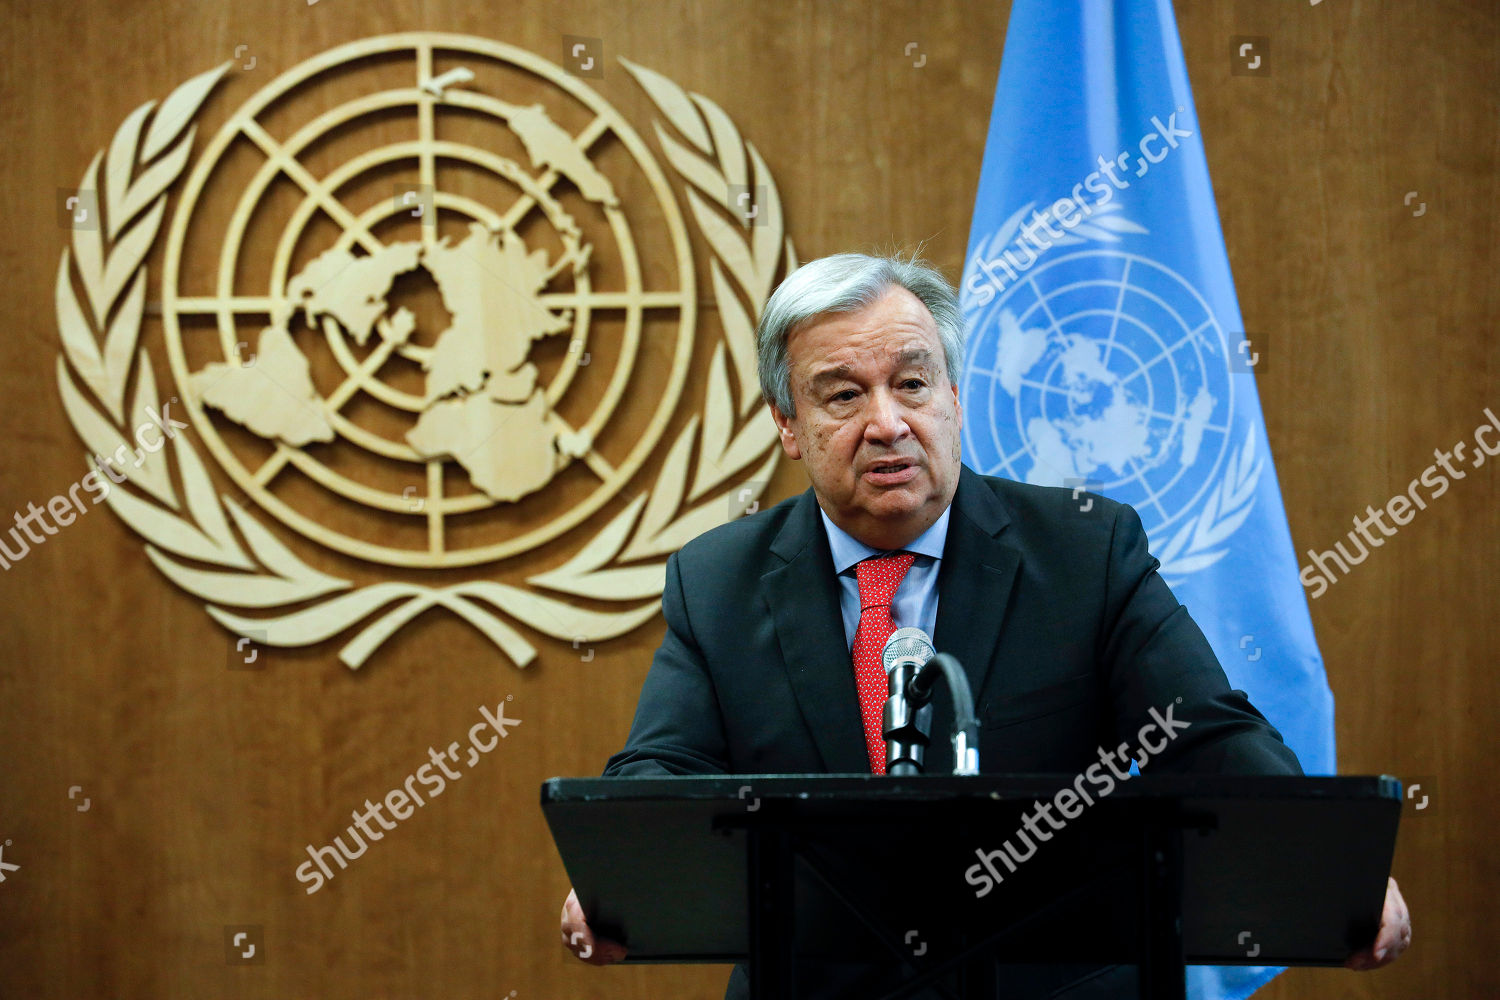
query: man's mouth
[{"left": 863, "top": 460, "right": 921, "bottom": 485}]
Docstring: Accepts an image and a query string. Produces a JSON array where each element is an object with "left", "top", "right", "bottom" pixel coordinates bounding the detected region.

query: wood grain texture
[{"left": 0, "top": 1, "right": 1494, "bottom": 998}]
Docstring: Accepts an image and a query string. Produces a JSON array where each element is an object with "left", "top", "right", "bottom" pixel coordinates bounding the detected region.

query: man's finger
[
  {"left": 567, "top": 929, "right": 595, "bottom": 960},
  {"left": 1377, "top": 878, "right": 1412, "bottom": 963},
  {"left": 1346, "top": 877, "right": 1411, "bottom": 970},
  {"left": 559, "top": 888, "right": 628, "bottom": 965}
]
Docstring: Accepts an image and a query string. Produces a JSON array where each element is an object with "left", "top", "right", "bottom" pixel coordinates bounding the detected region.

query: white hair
[{"left": 755, "top": 252, "right": 965, "bottom": 415}]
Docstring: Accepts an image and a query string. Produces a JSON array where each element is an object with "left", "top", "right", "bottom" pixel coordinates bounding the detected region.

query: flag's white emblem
[{"left": 962, "top": 249, "right": 1261, "bottom": 577}]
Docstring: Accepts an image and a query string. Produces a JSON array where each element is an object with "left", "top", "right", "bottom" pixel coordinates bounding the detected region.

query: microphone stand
[
  {"left": 883, "top": 657, "right": 933, "bottom": 776},
  {"left": 883, "top": 652, "right": 981, "bottom": 776}
]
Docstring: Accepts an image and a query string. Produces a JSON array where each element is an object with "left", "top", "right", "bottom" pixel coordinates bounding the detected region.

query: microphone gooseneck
[
  {"left": 880, "top": 627, "right": 981, "bottom": 776},
  {"left": 913, "top": 653, "right": 981, "bottom": 775}
]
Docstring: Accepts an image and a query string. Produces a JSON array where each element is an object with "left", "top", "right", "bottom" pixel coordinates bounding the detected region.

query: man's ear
[
  {"left": 769, "top": 404, "right": 802, "bottom": 461},
  {"left": 951, "top": 379, "right": 962, "bottom": 431}
]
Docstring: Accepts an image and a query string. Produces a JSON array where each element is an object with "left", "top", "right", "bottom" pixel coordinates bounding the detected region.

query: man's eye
[
  {"left": 831, "top": 389, "right": 858, "bottom": 403},
  {"left": 901, "top": 379, "right": 927, "bottom": 390}
]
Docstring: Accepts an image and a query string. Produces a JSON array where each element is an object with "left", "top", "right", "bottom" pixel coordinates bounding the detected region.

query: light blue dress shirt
[{"left": 818, "top": 506, "right": 951, "bottom": 651}]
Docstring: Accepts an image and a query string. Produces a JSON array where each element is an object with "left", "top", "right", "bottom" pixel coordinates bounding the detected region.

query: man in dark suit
[
  {"left": 600, "top": 464, "right": 1300, "bottom": 781},
  {"left": 560, "top": 252, "right": 1409, "bottom": 993}
]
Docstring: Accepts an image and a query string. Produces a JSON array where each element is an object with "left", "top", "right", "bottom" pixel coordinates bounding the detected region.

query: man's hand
[
  {"left": 560, "top": 888, "right": 628, "bottom": 965},
  {"left": 1345, "top": 876, "right": 1411, "bottom": 971}
]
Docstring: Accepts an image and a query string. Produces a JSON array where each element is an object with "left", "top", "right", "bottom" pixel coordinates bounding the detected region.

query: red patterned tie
[{"left": 851, "top": 552, "right": 916, "bottom": 774}]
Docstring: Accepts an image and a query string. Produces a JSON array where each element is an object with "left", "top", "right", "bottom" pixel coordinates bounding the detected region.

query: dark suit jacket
[{"left": 605, "top": 466, "right": 1301, "bottom": 780}]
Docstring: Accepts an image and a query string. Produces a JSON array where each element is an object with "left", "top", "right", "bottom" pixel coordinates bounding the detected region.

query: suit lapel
[
  {"left": 763, "top": 489, "right": 870, "bottom": 774},
  {"left": 933, "top": 467, "right": 1020, "bottom": 708}
]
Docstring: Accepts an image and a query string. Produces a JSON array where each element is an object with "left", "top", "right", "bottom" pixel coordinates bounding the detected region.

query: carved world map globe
[{"left": 158, "top": 35, "right": 697, "bottom": 568}]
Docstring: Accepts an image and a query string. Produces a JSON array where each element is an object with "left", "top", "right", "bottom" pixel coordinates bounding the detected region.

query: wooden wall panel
[{"left": 0, "top": 1, "right": 1493, "bottom": 998}]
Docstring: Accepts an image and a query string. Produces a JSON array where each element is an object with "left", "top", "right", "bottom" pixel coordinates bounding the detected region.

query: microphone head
[{"left": 882, "top": 626, "right": 935, "bottom": 675}]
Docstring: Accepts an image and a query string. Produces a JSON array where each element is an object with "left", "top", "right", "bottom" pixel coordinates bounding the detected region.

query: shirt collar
[{"left": 819, "top": 503, "right": 951, "bottom": 575}]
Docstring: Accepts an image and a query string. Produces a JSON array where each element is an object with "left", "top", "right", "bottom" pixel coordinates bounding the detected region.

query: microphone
[
  {"left": 882, "top": 627, "right": 935, "bottom": 776},
  {"left": 882, "top": 626, "right": 934, "bottom": 676},
  {"left": 880, "top": 627, "right": 982, "bottom": 776}
]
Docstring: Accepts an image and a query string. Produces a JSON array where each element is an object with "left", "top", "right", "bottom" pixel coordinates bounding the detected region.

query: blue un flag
[{"left": 960, "top": 3, "right": 1336, "bottom": 996}]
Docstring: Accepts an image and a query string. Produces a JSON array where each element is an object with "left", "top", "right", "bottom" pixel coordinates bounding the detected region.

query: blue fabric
[
  {"left": 819, "top": 506, "right": 949, "bottom": 650},
  {"left": 959, "top": 3, "right": 1336, "bottom": 997}
]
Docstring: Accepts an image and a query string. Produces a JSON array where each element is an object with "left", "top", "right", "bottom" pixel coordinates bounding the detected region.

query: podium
[{"left": 542, "top": 773, "right": 1401, "bottom": 1000}]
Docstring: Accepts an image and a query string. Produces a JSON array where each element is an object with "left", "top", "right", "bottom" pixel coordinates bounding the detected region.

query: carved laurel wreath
[{"left": 54, "top": 56, "right": 793, "bottom": 668}]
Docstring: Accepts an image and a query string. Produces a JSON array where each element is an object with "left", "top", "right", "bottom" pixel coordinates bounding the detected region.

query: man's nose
[{"left": 863, "top": 388, "right": 911, "bottom": 443}]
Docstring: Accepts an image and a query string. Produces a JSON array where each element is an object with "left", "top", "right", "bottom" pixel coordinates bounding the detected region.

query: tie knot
[{"left": 856, "top": 552, "right": 916, "bottom": 609}]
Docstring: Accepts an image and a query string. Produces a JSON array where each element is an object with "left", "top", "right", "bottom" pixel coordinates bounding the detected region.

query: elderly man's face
[{"left": 770, "top": 286, "right": 963, "bottom": 550}]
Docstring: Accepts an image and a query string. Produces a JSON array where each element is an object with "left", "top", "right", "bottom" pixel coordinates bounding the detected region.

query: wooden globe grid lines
[
  {"left": 253, "top": 141, "right": 601, "bottom": 443},
  {"left": 253, "top": 96, "right": 615, "bottom": 397},
  {"left": 205, "top": 65, "right": 638, "bottom": 521},
  {"left": 158, "top": 33, "right": 698, "bottom": 570}
]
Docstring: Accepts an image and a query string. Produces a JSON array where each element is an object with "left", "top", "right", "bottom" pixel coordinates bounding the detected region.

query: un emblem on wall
[
  {"left": 54, "top": 34, "right": 794, "bottom": 666},
  {"left": 962, "top": 250, "right": 1261, "bottom": 577}
]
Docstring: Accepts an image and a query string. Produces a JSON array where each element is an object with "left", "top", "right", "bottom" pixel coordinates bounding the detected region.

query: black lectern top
[{"left": 542, "top": 773, "right": 1400, "bottom": 968}]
